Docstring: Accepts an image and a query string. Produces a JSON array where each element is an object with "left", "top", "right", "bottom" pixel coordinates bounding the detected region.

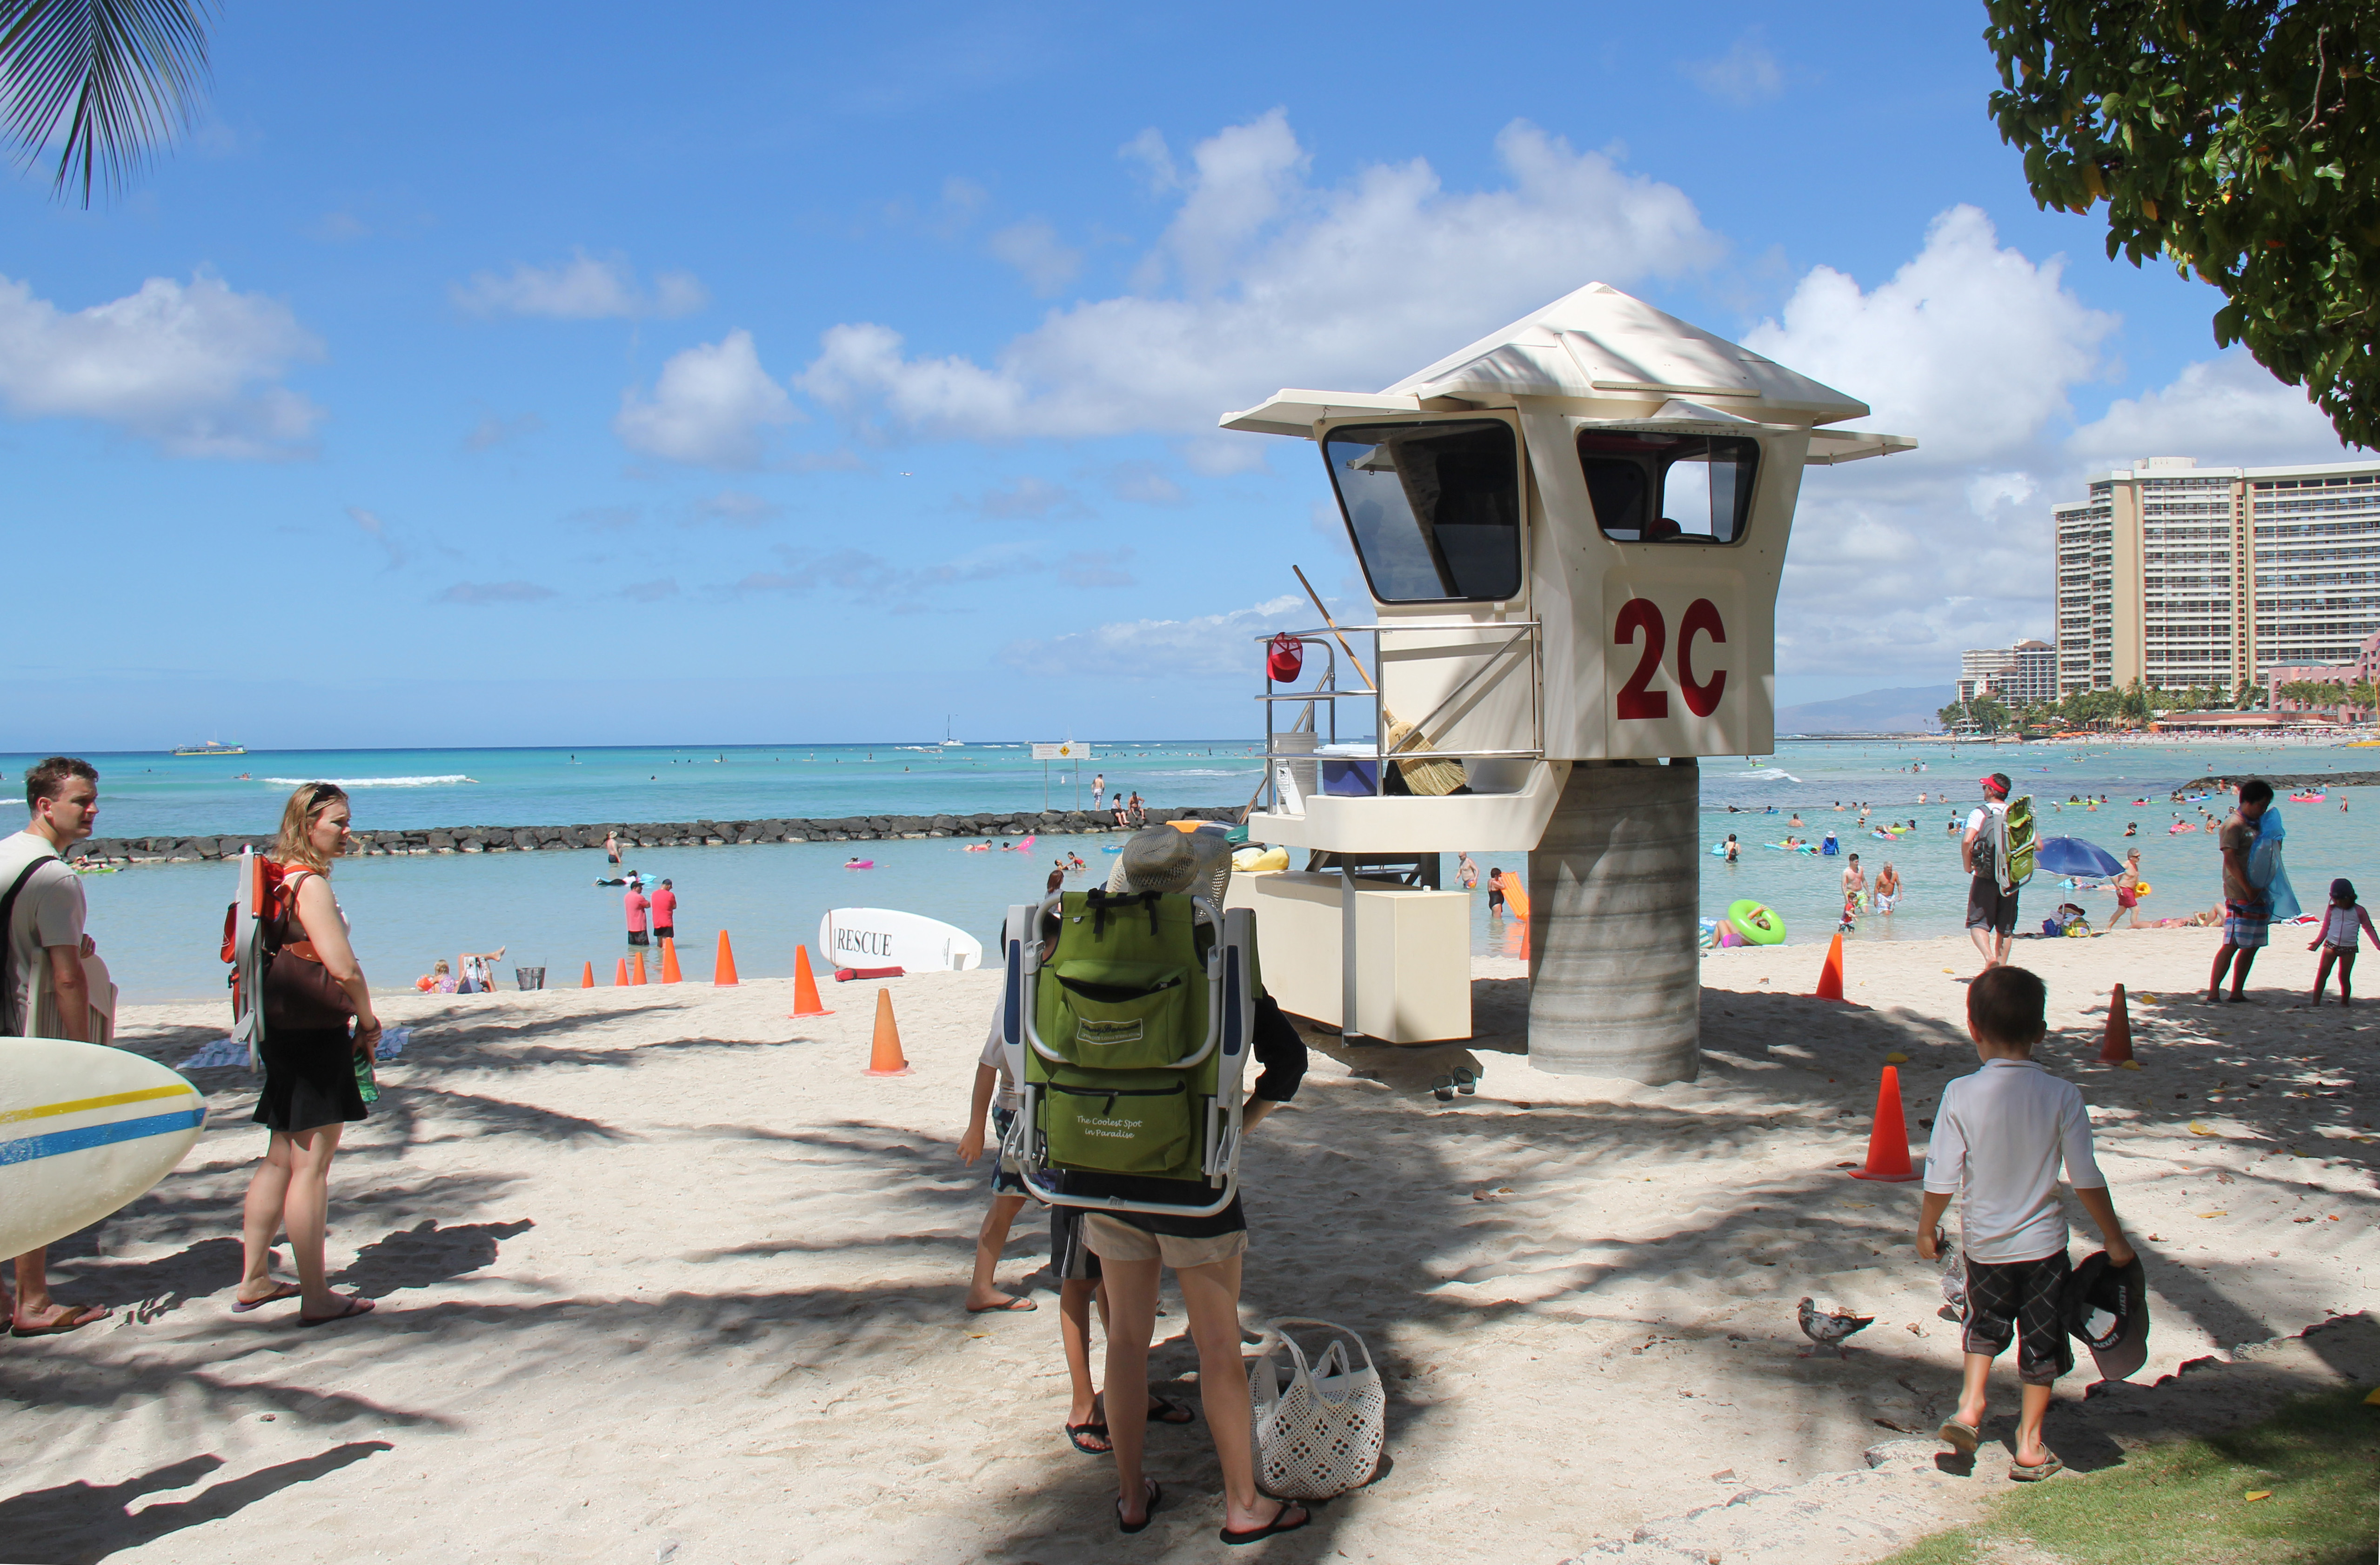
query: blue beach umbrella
[{"left": 2034, "top": 836, "right": 2126, "bottom": 878}]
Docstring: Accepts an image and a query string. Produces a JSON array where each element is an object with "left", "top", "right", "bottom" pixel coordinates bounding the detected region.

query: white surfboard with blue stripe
[{"left": 0, "top": 1037, "right": 207, "bottom": 1259}]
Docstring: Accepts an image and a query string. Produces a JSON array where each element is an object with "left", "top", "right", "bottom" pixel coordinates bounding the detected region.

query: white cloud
[
  {"left": 722, "top": 538, "right": 1130, "bottom": 601},
  {"left": 614, "top": 330, "right": 800, "bottom": 468},
  {"left": 1105, "top": 460, "right": 1185, "bottom": 506},
  {"left": 438, "top": 581, "right": 556, "bottom": 605},
  {"left": 1684, "top": 34, "right": 1784, "bottom": 106},
  {"left": 989, "top": 219, "right": 1083, "bottom": 295},
  {"left": 0, "top": 271, "right": 324, "bottom": 458},
  {"left": 969, "top": 475, "right": 1086, "bottom": 519},
  {"left": 453, "top": 250, "right": 708, "bottom": 320},
  {"left": 2068, "top": 349, "right": 2358, "bottom": 470},
  {"left": 347, "top": 506, "right": 404, "bottom": 569},
  {"left": 1058, "top": 548, "right": 1136, "bottom": 588},
  {"left": 1001, "top": 595, "right": 1305, "bottom": 678},
  {"left": 1744, "top": 205, "right": 2117, "bottom": 468},
  {"left": 1175, "top": 434, "right": 1270, "bottom": 477},
  {"left": 693, "top": 489, "right": 780, "bottom": 525},
  {"left": 622, "top": 578, "right": 680, "bottom": 602},
  {"left": 798, "top": 113, "right": 1720, "bottom": 440},
  {"left": 1740, "top": 207, "right": 2124, "bottom": 677},
  {"left": 463, "top": 411, "right": 542, "bottom": 451}
]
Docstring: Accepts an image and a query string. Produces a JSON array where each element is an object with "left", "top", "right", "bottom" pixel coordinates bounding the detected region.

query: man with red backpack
[{"left": 1, "top": 757, "right": 110, "bottom": 1338}]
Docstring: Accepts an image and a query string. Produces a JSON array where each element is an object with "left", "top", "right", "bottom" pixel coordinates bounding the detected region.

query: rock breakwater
[{"left": 76, "top": 806, "right": 1237, "bottom": 865}]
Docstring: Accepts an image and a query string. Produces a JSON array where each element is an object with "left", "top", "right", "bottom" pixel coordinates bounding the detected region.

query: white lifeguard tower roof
[{"left": 1223, "top": 282, "right": 1912, "bottom": 464}]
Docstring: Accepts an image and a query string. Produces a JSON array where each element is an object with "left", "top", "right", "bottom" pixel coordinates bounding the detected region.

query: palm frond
[{"left": 0, "top": 0, "right": 214, "bottom": 207}]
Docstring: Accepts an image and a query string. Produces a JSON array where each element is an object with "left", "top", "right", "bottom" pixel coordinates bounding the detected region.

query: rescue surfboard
[
  {"left": 816, "top": 909, "right": 984, "bottom": 974},
  {"left": 0, "top": 1037, "right": 207, "bottom": 1259}
]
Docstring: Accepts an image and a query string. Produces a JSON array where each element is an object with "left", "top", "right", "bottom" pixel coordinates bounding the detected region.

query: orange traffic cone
[
  {"left": 631, "top": 949, "right": 648, "bottom": 986},
  {"left": 580, "top": 961, "right": 595, "bottom": 989},
  {"left": 613, "top": 956, "right": 629, "bottom": 987},
  {"left": 660, "top": 937, "right": 682, "bottom": 984},
  {"left": 789, "top": 945, "right": 832, "bottom": 1017},
  {"left": 2099, "top": 983, "right": 2137, "bottom": 1066},
  {"left": 715, "top": 930, "right": 740, "bottom": 987},
  {"left": 865, "top": 988, "right": 911, "bottom": 1076},
  {"left": 1847, "top": 1065, "right": 1920, "bottom": 1182},
  {"left": 1814, "top": 932, "right": 1846, "bottom": 1001}
]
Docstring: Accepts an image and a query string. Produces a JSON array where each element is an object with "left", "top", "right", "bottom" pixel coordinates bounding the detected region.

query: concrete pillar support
[{"left": 1526, "top": 759, "right": 1700, "bottom": 1083}]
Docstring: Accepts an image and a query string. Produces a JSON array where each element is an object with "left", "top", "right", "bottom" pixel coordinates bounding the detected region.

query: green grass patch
[{"left": 1872, "top": 1387, "right": 2380, "bottom": 1565}]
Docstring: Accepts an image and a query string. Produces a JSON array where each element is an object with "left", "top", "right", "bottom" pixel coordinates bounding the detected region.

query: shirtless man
[
  {"left": 1841, "top": 852, "right": 1867, "bottom": 926},
  {"left": 1872, "top": 862, "right": 1902, "bottom": 913}
]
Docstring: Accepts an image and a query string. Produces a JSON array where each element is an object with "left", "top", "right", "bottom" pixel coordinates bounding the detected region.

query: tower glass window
[
  {"left": 1576, "top": 430, "right": 1758, "bottom": 543},
  {"left": 1323, "top": 420, "right": 1523, "bottom": 602}
]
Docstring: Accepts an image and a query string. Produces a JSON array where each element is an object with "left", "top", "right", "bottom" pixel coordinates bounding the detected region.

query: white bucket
[{"left": 1275, "top": 731, "right": 1320, "bottom": 800}]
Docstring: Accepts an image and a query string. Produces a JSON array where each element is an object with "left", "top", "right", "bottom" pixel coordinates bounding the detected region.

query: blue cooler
[{"left": 1321, "top": 758, "right": 1380, "bottom": 795}]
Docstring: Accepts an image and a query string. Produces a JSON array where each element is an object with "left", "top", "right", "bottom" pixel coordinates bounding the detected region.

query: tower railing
[{"left": 1254, "top": 622, "right": 1543, "bottom": 813}]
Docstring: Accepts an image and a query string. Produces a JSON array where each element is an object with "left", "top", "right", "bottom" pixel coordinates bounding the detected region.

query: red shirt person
[
  {"left": 624, "top": 883, "right": 650, "bottom": 947},
  {"left": 649, "top": 880, "right": 677, "bottom": 941}
]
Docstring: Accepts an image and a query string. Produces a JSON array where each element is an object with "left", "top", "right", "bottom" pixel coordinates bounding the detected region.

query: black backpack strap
[{"left": 0, "top": 853, "right": 59, "bottom": 1037}]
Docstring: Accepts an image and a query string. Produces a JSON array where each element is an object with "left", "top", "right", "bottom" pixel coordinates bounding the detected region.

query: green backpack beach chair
[
  {"left": 999, "top": 886, "right": 1256, "bottom": 1217},
  {"left": 1996, "top": 794, "right": 2037, "bottom": 893}
]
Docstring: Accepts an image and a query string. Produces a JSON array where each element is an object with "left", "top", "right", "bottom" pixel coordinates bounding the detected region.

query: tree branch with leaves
[
  {"left": 1984, "top": 2, "right": 2379, "bottom": 448},
  {"left": 0, "top": 0, "right": 214, "bottom": 207}
]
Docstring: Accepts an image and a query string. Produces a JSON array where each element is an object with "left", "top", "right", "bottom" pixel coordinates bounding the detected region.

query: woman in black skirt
[{"left": 234, "top": 783, "right": 381, "bottom": 1327}]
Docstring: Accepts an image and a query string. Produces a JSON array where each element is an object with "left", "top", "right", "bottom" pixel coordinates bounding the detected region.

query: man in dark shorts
[
  {"left": 2208, "top": 778, "right": 2273, "bottom": 1003},
  {"left": 1962, "top": 773, "right": 2017, "bottom": 978},
  {"left": 649, "top": 878, "right": 676, "bottom": 944},
  {"left": 624, "top": 879, "right": 649, "bottom": 947}
]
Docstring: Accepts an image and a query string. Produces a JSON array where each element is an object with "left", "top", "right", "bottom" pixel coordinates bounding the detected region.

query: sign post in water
[{"left": 1032, "top": 742, "right": 1094, "bottom": 810}]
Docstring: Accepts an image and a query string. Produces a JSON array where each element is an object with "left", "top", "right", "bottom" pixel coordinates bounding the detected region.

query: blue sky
[{"left": 0, "top": 1, "right": 2358, "bottom": 749}]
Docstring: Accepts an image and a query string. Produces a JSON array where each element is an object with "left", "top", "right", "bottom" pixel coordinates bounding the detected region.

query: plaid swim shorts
[
  {"left": 987, "top": 1106, "right": 1026, "bottom": 1196},
  {"left": 1963, "top": 1251, "right": 2074, "bottom": 1386},
  {"left": 2223, "top": 900, "right": 2270, "bottom": 950}
]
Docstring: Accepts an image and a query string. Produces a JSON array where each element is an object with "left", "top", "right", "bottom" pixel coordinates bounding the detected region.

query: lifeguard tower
[{"left": 1221, "top": 283, "right": 1912, "bottom": 1084}]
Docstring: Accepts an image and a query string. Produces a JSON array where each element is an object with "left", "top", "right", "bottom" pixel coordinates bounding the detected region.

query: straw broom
[{"left": 1291, "top": 566, "right": 1467, "bottom": 797}]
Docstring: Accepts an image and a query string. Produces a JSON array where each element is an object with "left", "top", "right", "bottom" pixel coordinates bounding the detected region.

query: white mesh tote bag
[{"left": 1245, "top": 1318, "right": 1384, "bottom": 1500}]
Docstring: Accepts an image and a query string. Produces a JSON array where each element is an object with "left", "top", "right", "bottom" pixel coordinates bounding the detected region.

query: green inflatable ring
[{"left": 1727, "top": 899, "right": 1786, "bottom": 945}]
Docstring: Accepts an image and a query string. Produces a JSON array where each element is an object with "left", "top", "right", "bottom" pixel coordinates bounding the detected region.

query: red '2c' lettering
[
  {"left": 1678, "top": 598, "right": 1727, "bottom": 717},
  {"left": 1613, "top": 596, "right": 1729, "bottom": 720},
  {"left": 1613, "top": 599, "right": 1668, "bottom": 720}
]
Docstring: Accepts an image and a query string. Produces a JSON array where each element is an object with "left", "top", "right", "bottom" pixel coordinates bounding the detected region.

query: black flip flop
[
  {"left": 1431, "top": 1074, "right": 1456, "bottom": 1102},
  {"left": 1118, "top": 1478, "right": 1163, "bottom": 1534},
  {"left": 296, "top": 1297, "right": 375, "bottom": 1328},
  {"left": 1067, "top": 1419, "right": 1111, "bottom": 1454},
  {"left": 1147, "top": 1394, "right": 1196, "bottom": 1425},
  {"left": 1451, "top": 1066, "right": 1477, "bottom": 1096},
  {"left": 231, "top": 1281, "right": 302, "bottom": 1314},
  {"left": 1221, "top": 1501, "right": 1309, "bottom": 1545}
]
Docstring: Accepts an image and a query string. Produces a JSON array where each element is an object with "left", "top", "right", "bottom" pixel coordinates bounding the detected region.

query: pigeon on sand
[{"left": 1798, "top": 1296, "right": 1874, "bottom": 1356}]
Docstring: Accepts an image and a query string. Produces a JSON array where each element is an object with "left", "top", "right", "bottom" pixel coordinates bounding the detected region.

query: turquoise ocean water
[{"left": 15, "top": 736, "right": 2376, "bottom": 1004}]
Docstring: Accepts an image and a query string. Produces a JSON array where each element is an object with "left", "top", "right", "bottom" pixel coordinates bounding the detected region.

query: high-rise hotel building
[{"left": 2052, "top": 455, "right": 2380, "bottom": 694}]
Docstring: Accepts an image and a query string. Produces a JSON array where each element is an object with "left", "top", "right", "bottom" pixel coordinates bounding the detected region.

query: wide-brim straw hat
[{"left": 1107, "top": 823, "right": 1232, "bottom": 906}]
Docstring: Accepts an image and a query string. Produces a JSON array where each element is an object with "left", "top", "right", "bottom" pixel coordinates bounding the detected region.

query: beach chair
[{"left": 998, "top": 888, "right": 1257, "bottom": 1217}]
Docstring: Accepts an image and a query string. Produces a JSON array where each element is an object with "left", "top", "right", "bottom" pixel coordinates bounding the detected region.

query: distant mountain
[{"left": 1776, "top": 685, "right": 1953, "bottom": 735}]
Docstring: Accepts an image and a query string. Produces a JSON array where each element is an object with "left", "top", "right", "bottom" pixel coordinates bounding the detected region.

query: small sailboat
[{"left": 941, "top": 716, "right": 963, "bottom": 748}]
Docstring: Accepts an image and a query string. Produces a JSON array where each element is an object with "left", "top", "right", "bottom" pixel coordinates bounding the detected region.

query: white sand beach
[{"left": 5, "top": 928, "right": 2375, "bottom": 1564}]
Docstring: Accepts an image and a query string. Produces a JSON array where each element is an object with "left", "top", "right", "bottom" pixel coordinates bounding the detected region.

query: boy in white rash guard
[{"left": 1917, "top": 966, "right": 2135, "bottom": 1481}]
